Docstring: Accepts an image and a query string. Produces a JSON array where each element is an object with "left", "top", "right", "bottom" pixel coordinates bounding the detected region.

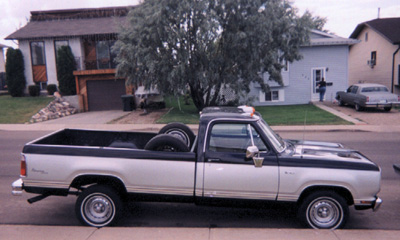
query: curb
[{"left": 0, "top": 225, "right": 399, "bottom": 240}]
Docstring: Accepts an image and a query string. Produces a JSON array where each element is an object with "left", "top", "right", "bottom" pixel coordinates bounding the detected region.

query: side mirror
[
  {"left": 246, "top": 146, "right": 259, "bottom": 158},
  {"left": 246, "top": 146, "right": 264, "bottom": 168}
]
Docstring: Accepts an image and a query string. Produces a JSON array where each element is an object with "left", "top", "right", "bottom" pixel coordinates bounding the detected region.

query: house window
[
  {"left": 265, "top": 90, "right": 279, "bottom": 101},
  {"left": 371, "top": 51, "right": 377, "bottom": 65},
  {"left": 260, "top": 89, "right": 284, "bottom": 102},
  {"left": 96, "top": 40, "right": 116, "bottom": 69},
  {"left": 282, "top": 59, "right": 289, "bottom": 72},
  {"left": 398, "top": 65, "right": 400, "bottom": 85},
  {"left": 365, "top": 32, "right": 368, "bottom": 42},
  {"left": 54, "top": 40, "right": 69, "bottom": 58},
  {"left": 30, "top": 42, "right": 45, "bottom": 66}
]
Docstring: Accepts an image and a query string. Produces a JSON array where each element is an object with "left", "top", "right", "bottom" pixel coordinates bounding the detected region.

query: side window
[
  {"left": 351, "top": 86, "right": 358, "bottom": 94},
  {"left": 208, "top": 123, "right": 268, "bottom": 153}
]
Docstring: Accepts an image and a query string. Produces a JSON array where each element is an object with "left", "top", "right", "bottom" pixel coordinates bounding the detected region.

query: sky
[{"left": 1, "top": 0, "right": 400, "bottom": 49}]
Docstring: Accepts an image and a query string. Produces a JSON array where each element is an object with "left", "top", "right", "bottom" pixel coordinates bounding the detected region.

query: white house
[{"left": 249, "top": 30, "right": 359, "bottom": 105}]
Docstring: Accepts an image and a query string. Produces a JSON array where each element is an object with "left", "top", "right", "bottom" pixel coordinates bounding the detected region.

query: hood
[{"left": 286, "top": 139, "right": 371, "bottom": 163}]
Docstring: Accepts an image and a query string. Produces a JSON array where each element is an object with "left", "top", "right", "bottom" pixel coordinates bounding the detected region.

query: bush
[
  {"left": 56, "top": 46, "right": 76, "bottom": 95},
  {"left": 46, "top": 84, "right": 58, "bottom": 95},
  {"left": 28, "top": 85, "right": 41, "bottom": 97},
  {"left": 6, "top": 48, "right": 26, "bottom": 97}
]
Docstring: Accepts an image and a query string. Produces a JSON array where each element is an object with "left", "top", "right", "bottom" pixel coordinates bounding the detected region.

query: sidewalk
[{"left": 1, "top": 225, "right": 399, "bottom": 240}]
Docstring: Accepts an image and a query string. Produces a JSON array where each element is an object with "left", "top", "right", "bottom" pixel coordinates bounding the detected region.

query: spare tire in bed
[
  {"left": 158, "top": 122, "right": 195, "bottom": 147},
  {"left": 144, "top": 134, "right": 190, "bottom": 152}
]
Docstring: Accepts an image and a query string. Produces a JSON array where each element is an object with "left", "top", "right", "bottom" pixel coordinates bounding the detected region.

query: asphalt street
[{"left": 1, "top": 130, "right": 399, "bottom": 230}]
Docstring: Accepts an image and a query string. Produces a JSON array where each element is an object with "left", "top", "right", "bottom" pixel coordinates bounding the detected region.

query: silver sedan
[{"left": 336, "top": 83, "right": 400, "bottom": 111}]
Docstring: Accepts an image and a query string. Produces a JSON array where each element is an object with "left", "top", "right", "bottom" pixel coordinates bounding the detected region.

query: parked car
[
  {"left": 336, "top": 83, "right": 400, "bottom": 111},
  {"left": 134, "top": 86, "right": 166, "bottom": 109},
  {"left": 12, "top": 106, "right": 382, "bottom": 229}
]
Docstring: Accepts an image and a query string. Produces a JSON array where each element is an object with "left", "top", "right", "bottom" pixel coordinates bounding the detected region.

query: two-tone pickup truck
[{"left": 12, "top": 106, "right": 382, "bottom": 229}]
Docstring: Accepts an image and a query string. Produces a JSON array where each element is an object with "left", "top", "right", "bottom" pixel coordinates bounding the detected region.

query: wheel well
[
  {"left": 70, "top": 175, "right": 127, "bottom": 196},
  {"left": 297, "top": 186, "right": 354, "bottom": 206}
]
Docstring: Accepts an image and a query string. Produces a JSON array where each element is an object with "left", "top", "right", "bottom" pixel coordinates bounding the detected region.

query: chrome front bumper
[
  {"left": 12, "top": 178, "right": 23, "bottom": 196},
  {"left": 373, "top": 197, "right": 382, "bottom": 212}
]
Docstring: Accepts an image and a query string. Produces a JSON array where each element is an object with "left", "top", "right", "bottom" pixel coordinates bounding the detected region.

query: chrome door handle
[{"left": 207, "top": 158, "right": 220, "bottom": 162}]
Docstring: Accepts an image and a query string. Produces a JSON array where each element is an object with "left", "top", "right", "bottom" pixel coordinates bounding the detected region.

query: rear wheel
[
  {"left": 298, "top": 191, "right": 349, "bottom": 229},
  {"left": 337, "top": 97, "right": 344, "bottom": 106},
  {"left": 75, "top": 185, "right": 122, "bottom": 227},
  {"left": 355, "top": 103, "right": 363, "bottom": 111}
]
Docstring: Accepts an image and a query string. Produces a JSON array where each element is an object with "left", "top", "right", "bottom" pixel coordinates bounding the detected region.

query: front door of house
[
  {"left": 30, "top": 41, "right": 48, "bottom": 89},
  {"left": 311, "top": 68, "right": 325, "bottom": 101}
]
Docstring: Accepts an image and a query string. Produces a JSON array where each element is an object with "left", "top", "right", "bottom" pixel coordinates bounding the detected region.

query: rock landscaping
[{"left": 29, "top": 97, "right": 77, "bottom": 123}]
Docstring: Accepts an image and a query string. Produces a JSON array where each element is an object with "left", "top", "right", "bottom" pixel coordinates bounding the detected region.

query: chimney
[{"left": 378, "top": 7, "right": 380, "bottom": 19}]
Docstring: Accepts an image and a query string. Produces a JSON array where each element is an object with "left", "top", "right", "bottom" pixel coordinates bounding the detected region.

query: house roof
[
  {"left": 349, "top": 18, "right": 400, "bottom": 44},
  {"left": 308, "top": 30, "right": 360, "bottom": 46},
  {"left": 6, "top": 6, "right": 132, "bottom": 40},
  {"left": 6, "top": 17, "right": 126, "bottom": 40}
]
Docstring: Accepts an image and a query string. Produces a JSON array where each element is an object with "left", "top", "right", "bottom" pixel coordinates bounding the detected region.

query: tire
[
  {"left": 337, "top": 97, "right": 344, "bottom": 106},
  {"left": 76, "top": 185, "right": 122, "bottom": 227},
  {"left": 144, "top": 134, "right": 190, "bottom": 152},
  {"left": 384, "top": 107, "right": 392, "bottom": 112},
  {"left": 158, "top": 122, "right": 195, "bottom": 147},
  {"left": 355, "top": 103, "right": 363, "bottom": 111},
  {"left": 298, "top": 191, "right": 349, "bottom": 229}
]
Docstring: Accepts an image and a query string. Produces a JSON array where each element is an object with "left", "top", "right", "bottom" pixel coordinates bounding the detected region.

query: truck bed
[
  {"left": 22, "top": 129, "right": 196, "bottom": 161},
  {"left": 29, "top": 129, "right": 156, "bottom": 149}
]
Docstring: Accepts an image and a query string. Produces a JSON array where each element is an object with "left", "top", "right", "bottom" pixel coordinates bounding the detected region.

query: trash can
[{"left": 121, "top": 95, "right": 135, "bottom": 111}]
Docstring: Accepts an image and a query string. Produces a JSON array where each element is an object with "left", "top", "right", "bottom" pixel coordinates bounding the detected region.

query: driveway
[{"left": 323, "top": 101, "right": 400, "bottom": 125}]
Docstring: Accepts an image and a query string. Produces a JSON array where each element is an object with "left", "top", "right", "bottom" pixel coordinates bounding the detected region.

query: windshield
[{"left": 257, "top": 119, "right": 286, "bottom": 153}]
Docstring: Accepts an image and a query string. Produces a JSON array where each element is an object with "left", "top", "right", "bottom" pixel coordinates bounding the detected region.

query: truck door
[{"left": 202, "top": 122, "right": 279, "bottom": 200}]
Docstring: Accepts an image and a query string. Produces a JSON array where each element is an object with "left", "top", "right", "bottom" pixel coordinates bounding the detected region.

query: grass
[
  {"left": 156, "top": 97, "right": 200, "bottom": 124},
  {"left": 157, "top": 96, "right": 351, "bottom": 125},
  {"left": 254, "top": 105, "right": 350, "bottom": 125},
  {"left": 0, "top": 95, "right": 53, "bottom": 123}
]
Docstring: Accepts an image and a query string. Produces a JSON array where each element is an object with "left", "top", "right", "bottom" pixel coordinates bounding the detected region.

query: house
[
  {"left": 0, "top": 43, "right": 8, "bottom": 72},
  {"left": 250, "top": 30, "right": 359, "bottom": 106},
  {"left": 6, "top": 6, "right": 133, "bottom": 111},
  {"left": 348, "top": 18, "right": 400, "bottom": 95},
  {"left": 0, "top": 43, "right": 9, "bottom": 90}
]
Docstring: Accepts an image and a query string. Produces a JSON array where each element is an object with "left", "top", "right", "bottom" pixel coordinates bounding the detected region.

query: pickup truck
[{"left": 12, "top": 106, "right": 382, "bottom": 229}]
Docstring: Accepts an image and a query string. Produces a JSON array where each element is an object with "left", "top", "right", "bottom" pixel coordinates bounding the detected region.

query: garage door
[{"left": 87, "top": 79, "right": 125, "bottom": 111}]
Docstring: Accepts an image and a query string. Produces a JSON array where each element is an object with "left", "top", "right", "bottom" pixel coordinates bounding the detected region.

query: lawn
[
  {"left": 254, "top": 105, "right": 350, "bottom": 125},
  {"left": 157, "top": 97, "right": 351, "bottom": 125},
  {"left": 0, "top": 95, "right": 53, "bottom": 123},
  {"left": 156, "top": 97, "right": 200, "bottom": 124}
]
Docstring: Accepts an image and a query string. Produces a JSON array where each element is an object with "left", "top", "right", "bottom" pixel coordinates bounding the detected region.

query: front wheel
[
  {"left": 298, "top": 191, "right": 349, "bottom": 229},
  {"left": 384, "top": 106, "right": 392, "bottom": 112},
  {"left": 75, "top": 185, "right": 122, "bottom": 227}
]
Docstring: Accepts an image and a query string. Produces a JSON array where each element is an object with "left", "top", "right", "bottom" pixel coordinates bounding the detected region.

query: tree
[
  {"left": 6, "top": 48, "right": 26, "bottom": 97},
  {"left": 114, "top": 0, "right": 312, "bottom": 111},
  {"left": 303, "top": 10, "right": 330, "bottom": 33},
  {"left": 56, "top": 46, "right": 76, "bottom": 95}
]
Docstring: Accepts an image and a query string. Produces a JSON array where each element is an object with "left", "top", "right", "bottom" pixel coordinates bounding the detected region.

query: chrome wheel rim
[
  {"left": 307, "top": 197, "right": 342, "bottom": 229},
  {"left": 82, "top": 193, "right": 115, "bottom": 227}
]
